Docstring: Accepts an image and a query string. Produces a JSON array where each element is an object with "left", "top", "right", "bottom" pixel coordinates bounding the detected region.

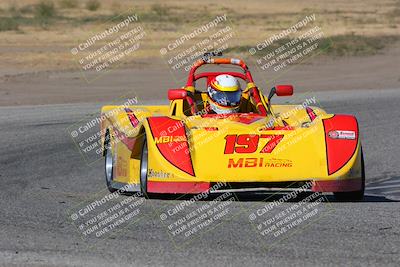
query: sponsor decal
[
  {"left": 154, "top": 135, "right": 187, "bottom": 144},
  {"left": 124, "top": 108, "right": 140, "bottom": 127},
  {"left": 147, "top": 117, "right": 195, "bottom": 176},
  {"left": 147, "top": 169, "right": 173, "bottom": 179},
  {"left": 306, "top": 106, "right": 317, "bottom": 122},
  {"left": 328, "top": 130, "right": 356, "bottom": 140},
  {"left": 227, "top": 157, "right": 293, "bottom": 168},
  {"left": 116, "top": 156, "right": 128, "bottom": 176}
]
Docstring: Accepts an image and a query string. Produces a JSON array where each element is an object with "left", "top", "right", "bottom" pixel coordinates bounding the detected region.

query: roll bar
[{"left": 186, "top": 58, "right": 255, "bottom": 87}]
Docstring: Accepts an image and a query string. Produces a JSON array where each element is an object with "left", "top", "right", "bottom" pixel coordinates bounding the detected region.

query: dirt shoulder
[{"left": 0, "top": 46, "right": 398, "bottom": 107}]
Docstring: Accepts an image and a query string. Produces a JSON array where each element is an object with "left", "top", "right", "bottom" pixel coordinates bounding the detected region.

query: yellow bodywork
[{"left": 100, "top": 95, "right": 363, "bottom": 191}]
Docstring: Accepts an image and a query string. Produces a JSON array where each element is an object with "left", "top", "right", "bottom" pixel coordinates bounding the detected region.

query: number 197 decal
[{"left": 224, "top": 134, "right": 283, "bottom": 154}]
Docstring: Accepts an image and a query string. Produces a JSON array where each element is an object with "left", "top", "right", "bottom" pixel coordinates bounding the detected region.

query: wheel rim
[
  {"left": 140, "top": 140, "right": 148, "bottom": 193},
  {"left": 105, "top": 139, "right": 113, "bottom": 184}
]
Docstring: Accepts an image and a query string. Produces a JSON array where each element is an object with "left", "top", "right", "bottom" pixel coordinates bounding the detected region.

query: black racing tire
[
  {"left": 333, "top": 148, "right": 365, "bottom": 202},
  {"left": 140, "top": 138, "right": 149, "bottom": 199},
  {"left": 104, "top": 130, "right": 117, "bottom": 193}
]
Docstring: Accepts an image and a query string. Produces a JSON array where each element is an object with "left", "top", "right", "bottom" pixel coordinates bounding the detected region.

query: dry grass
[{"left": 0, "top": 0, "right": 399, "bottom": 71}]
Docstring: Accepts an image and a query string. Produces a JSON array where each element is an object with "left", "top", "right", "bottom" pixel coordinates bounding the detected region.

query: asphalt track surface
[{"left": 1, "top": 89, "right": 400, "bottom": 266}]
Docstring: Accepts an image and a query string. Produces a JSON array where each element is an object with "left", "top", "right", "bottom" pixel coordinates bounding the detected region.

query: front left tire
[
  {"left": 104, "top": 130, "right": 117, "bottom": 193},
  {"left": 140, "top": 138, "right": 149, "bottom": 198}
]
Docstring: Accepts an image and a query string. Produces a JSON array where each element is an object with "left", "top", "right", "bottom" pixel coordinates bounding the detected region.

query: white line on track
[
  {"left": 366, "top": 184, "right": 400, "bottom": 190},
  {"left": 375, "top": 179, "right": 400, "bottom": 185},
  {"left": 383, "top": 189, "right": 400, "bottom": 194}
]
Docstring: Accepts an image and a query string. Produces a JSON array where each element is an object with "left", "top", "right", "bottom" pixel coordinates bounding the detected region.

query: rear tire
[
  {"left": 104, "top": 130, "right": 117, "bottom": 193},
  {"left": 333, "top": 149, "right": 365, "bottom": 202},
  {"left": 140, "top": 138, "right": 149, "bottom": 199}
]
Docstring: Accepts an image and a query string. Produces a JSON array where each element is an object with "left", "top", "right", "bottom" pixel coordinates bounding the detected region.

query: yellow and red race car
[{"left": 100, "top": 57, "right": 365, "bottom": 201}]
